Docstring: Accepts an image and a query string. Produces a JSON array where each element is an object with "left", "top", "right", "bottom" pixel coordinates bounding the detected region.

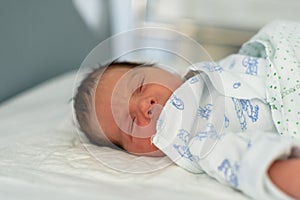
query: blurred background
[{"left": 0, "top": 0, "right": 299, "bottom": 103}]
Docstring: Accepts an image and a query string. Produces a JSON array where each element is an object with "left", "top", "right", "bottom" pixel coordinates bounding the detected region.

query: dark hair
[{"left": 73, "top": 61, "right": 153, "bottom": 147}]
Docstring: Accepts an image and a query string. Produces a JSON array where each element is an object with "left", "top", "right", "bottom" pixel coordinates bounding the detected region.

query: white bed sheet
[{"left": 0, "top": 71, "right": 250, "bottom": 200}]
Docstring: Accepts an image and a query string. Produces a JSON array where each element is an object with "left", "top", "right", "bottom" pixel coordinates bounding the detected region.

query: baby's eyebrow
[{"left": 126, "top": 71, "right": 139, "bottom": 90}]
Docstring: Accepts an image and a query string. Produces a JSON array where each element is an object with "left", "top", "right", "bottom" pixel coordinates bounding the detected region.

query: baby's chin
[
  {"left": 128, "top": 145, "right": 165, "bottom": 157},
  {"left": 138, "top": 150, "right": 165, "bottom": 157}
]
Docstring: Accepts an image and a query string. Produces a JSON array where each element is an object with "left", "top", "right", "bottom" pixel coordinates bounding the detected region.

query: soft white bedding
[{"left": 0, "top": 71, "right": 249, "bottom": 200}]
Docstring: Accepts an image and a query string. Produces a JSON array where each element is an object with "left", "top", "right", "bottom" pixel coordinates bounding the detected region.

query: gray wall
[{"left": 0, "top": 0, "right": 111, "bottom": 103}]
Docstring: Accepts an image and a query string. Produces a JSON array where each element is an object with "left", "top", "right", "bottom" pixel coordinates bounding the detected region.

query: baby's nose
[{"left": 139, "top": 97, "right": 157, "bottom": 119}]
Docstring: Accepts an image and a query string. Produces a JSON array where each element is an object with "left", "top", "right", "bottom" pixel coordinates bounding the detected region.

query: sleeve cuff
[{"left": 238, "top": 133, "right": 300, "bottom": 200}]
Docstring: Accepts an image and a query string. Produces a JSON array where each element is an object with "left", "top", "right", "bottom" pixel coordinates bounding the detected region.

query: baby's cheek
[
  {"left": 132, "top": 122, "right": 156, "bottom": 138},
  {"left": 128, "top": 136, "right": 163, "bottom": 156}
]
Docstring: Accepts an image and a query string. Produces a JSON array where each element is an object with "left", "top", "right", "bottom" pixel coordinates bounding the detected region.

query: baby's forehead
[
  {"left": 99, "top": 64, "right": 154, "bottom": 82},
  {"left": 103, "top": 65, "right": 134, "bottom": 77},
  {"left": 96, "top": 65, "right": 135, "bottom": 93}
]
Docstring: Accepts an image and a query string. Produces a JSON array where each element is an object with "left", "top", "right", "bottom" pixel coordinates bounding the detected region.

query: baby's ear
[{"left": 183, "top": 70, "right": 200, "bottom": 81}]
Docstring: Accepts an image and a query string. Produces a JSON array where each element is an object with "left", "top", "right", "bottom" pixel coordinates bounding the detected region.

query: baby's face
[{"left": 95, "top": 65, "right": 182, "bottom": 156}]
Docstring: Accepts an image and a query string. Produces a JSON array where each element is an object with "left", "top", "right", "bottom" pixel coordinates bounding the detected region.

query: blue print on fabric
[
  {"left": 242, "top": 57, "right": 258, "bottom": 76},
  {"left": 173, "top": 129, "right": 200, "bottom": 162},
  {"left": 224, "top": 115, "right": 230, "bottom": 128},
  {"left": 218, "top": 159, "right": 239, "bottom": 188},
  {"left": 203, "top": 62, "right": 223, "bottom": 73},
  {"left": 173, "top": 144, "right": 199, "bottom": 162},
  {"left": 177, "top": 129, "right": 190, "bottom": 144},
  {"left": 247, "top": 140, "right": 252, "bottom": 149},
  {"left": 197, "top": 104, "right": 213, "bottom": 120},
  {"left": 229, "top": 59, "right": 236, "bottom": 69},
  {"left": 239, "top": 99, "right": 259, "bottom": 122},
  {"left": 195, "top": 123, "right": 223, "bottom": 141},
  {"left": 189, "top": 76, "right": 199, "bottom": 84},
  {"left": 170, "top": 94, "right": 184, "bottom": 110},
  {"left": 231, "top": 97, "right": 247, "bottom": 131},
  {"left": 233, "top": 82, "right": 241, "bottom": 89},
  {"left": 231, "top": 98, "right": 259, "bottom": 131}
]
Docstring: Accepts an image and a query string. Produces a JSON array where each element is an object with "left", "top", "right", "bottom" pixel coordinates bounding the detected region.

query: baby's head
[{"left": 74, "top": 62, "right": 182, "bottom": 156}]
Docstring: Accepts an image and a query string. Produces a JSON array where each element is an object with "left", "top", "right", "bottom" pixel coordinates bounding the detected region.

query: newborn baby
[
  {"left": 74, "top": 21, "right": 300, "bottom": 199},
  {"left": 74, "top": 60, "right": 300, "bottom": 200}
]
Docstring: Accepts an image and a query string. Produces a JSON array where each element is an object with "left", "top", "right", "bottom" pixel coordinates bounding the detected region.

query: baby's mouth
[
  {"left": 131, "top": 104, "right": 164, "bottom": 139},
  {"left": 150, "top": 104, "right": 163, "bottom": 121}
]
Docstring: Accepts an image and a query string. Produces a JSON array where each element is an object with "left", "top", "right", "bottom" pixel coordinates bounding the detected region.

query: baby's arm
[
  {"left": 185, "top": 130, "right": 300, "bottom": 199},
  {"left": 268, "top": 159, "right": 300, "bottom": 199}
]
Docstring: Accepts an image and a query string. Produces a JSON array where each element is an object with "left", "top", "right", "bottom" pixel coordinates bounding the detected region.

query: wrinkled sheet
[{"left": 0, "top": 71, "right": 249, "bottom": 200}]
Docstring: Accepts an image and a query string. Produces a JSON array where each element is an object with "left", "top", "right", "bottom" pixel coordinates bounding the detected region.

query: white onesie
[{"left": 152, "top": 54, "right": 300, "bottom": 200}]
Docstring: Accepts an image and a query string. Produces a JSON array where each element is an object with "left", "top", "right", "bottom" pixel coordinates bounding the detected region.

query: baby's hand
[{"left": 268, "top": 158, "right": 300, "bottom": 199}]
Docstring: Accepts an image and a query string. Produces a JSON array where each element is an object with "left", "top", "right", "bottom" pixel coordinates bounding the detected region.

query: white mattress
[{"left": 0, "top": 71, "right": 249, "bottom": 200}]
